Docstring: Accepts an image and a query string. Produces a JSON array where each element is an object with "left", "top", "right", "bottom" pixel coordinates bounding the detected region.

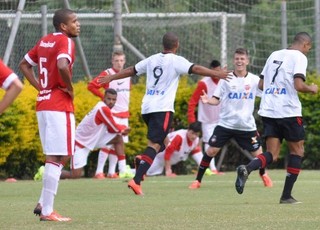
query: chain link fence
[{"left": 0, "top": 0, "right": 318, "bottom": 81}]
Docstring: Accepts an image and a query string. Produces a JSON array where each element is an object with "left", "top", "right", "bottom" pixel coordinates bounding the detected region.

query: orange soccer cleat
[
  {"left": 93, "top": 173, "right": 106, "bottom": 179},
  {"left": 128, "top": 179, "right": 144, "bottom": 195},
  {"left": 260, "top": 173, "right": 273, "bottom": 187},
  {"left": 188, "top": 180, "right": 201, "bottom": 189},
  {"left": 40, "top": 211, "right": 71, "bottom": 222}
]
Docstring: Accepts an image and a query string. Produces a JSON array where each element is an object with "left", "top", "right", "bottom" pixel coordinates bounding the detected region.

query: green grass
[{"left": 1, "top": 170, "right": 319, "bottom": 230}]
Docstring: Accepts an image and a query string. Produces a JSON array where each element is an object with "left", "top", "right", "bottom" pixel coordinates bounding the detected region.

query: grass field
[{"left": 0, "top": 170, "right": 319, "bottom": 230}]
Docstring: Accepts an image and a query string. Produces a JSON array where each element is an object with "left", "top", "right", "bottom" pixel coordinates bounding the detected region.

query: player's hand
[
  {"left": 58, "top": 87, "right": 74, "bottom": 100},
  {"left": 218, "top": 66, "right": 233, "bottom": 81},
  {"left": 310, "top": 83, "right": 318, "bottom": 94},
  {"left": 166, "top": 172, "right": 177, "bottom": 177},
  {"left": 97, "top": 75, "right": 112, "bottom": 85},
  {"left": 200, "top": 90, "right": 209, "bottom": 104},
  {"left": 122, "top": 127, "right": 131, "bottom": 136}
]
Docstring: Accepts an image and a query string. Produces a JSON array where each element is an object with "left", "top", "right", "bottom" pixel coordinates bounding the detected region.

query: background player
[
  {"left": 61, "top": 88, "right": 130, "bottom": 179},
  {"left": 187, "top": 59, "right": 224, "bottom": 175},
  {"left": 87, "top": 51, "right": 132, "bottom": 179}
]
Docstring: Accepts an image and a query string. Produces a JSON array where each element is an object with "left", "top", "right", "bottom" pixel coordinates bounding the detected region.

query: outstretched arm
[
  {"left": 191, "top": 65, "right": 232, "bottom": 80},
  {"left": 98, "top": 66, "right": 136, "bottom": 85}
]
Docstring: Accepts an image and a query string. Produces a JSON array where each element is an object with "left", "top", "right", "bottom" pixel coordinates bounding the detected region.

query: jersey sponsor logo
[
  {"left": 37, "top": 94, "right": 51, "bottom": 101},
  {"left": 40, "top": 41, "right": 56, "bottom": 48},
  {"left": 117, "top": 81, "right": 125, "bottom": 85},
  {"left": 264, "top": 87, "right": 287, "bottom": 95},
  {"left": 146, "top": 88, "right": 165, "bottom": 95},
  {"left": 228, "top": 92, "right": 254, "bottom": 99}
]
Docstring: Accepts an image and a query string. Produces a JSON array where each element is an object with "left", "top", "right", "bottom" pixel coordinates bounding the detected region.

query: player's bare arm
[
  {"left": 19, "top": 58, "right": 40, "bottom": 91},
  {"left": 98, "top": 66, "right": 135, "bottom": 84},
  {"left": 191, "top": 65, "right": 232, "bottom": 80},
  {"left": 57, "top": 58, "right": 74, "bottom": 99},
  {"left": 0, "top": 78, "right": 23, "bottom": 115},
  {"left": 294, "top": 77, "right": 318, "bottom": 94}
]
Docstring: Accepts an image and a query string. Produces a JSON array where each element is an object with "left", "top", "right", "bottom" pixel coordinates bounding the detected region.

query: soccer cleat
[
  {"left": 260, "top": 173, "right": 273, "bottom": 187},
  {"left": 188, "top": 180, "right": 201, "bottom": 189},
  {"left": 211, "top": 169, "right": 225, "bottom": 175},
  {"left": 279, "top": 196, "right": 302, "bottom": 204},
  {"left": 106, "top": 173, "right": 119, "bottom": 179},
  {"left": 93, "top": 173, "right": 106, "bottom": 179},
  {"left": 34, "top": 166, "right": 45, "bottom": 181},
  {"left": 235, "top": 165, "right": 248, "bottom": 194},
  {"left": 33, "top": 203, "right": 42, "bottom": 216},
  {"left": 40, "top": 211, "right": 71, "bottom": 221},
  {"left": 127, "top": 179, "right": 144, "bottom": 195},
  {"left": 205, "top": 168, "right": 213, "bottom": 176}
]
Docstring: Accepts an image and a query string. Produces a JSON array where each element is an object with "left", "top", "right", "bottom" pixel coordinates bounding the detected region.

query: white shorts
[
  {"left": 113, "top": 117, "right": 129, "bottom": 143},
  {"left": 71, "top": 145, "right": 91, "bottom": 169},
  {"left": 73, "top": 132, "right": 118, "bottom": 169},
  {"left": 36, "top": 111, "right": 75, "bottom": 156},
  {"left": 202, "top": 123, "right": 218, "bottom": 143}
]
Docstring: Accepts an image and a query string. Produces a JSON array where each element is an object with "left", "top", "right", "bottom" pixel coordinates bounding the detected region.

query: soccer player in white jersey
[
  {"left": 87, "top": 51, "right": 132, "bottom": 179},
  {"left": 189, "top": 48, "right": 273, "bottom": 189},
  {"left": 145, "top": 122, "right": 202, "bottom": 177},
  {"left": 98, "top": 31, "right": 230, "bottom": 195},
  {"left": 187, "top": 60, "right": 224, "bottom": 175},
  {"left": 235, "top": 32, "right": 318, "bottom": 204},
  {"left": 19, "top": 9, "right": 80, "bottom": 221},
  {"left": 0, "top": 59, "right": 23, "bottom": 114},
  {"left": 60, "top": 88, "right": 130, "bottom": 179}
]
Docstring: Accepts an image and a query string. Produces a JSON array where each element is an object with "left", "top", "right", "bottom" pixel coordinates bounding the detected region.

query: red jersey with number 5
[{"left": 24, "top": 32, "right": 75, "bottom": 112}]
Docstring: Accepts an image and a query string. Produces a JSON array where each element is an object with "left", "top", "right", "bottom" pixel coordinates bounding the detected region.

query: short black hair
[
  {"left": 162, "top": 32, "right": 179, "bottom": 50},
  {"left": 53, "top": 8, "right": 75, "bottom": 31},
  {"left": 188, "top": 121, "right": 202, "bottom": 133},
  {"left": 104, "top": 88, "right": 117, "bottom": 96},
  {"left": 210, "top": 60, "right": 221, "bottom": 68},
  {"left": 234, "top": 47, "right": 249, "bottom": 56}
]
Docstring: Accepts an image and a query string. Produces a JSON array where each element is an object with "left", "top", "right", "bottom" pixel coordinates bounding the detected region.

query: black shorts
[
  {"left": 208, "top": 125, "right": 261, "bottom": 152},
  {"left": 261, "top": 116, "right": 305, "bottom": 142},
  {"left": 142, "top": 112, "right": 173, "bottom": 145}
]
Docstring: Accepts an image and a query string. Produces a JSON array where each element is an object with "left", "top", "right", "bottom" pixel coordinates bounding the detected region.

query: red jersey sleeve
[
  {"left": 187, "top": 81, "right": 207, "bottom": 124},
  {"left": 87, "top": 71, "right": 110, "bottom": 100},
  {"left": 164, "top": 135, "right": 183, "bottom": 161},
  {"left": 95, "top": 105, "right": 127, "bottom": 133},
  {"left": 0, "top": 59, "right": 16, "bottom": 89}
]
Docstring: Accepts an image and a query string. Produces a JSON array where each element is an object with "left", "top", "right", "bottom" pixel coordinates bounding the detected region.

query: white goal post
[{"left": 0, "top": 12, "right": 245, "bottom": 67}]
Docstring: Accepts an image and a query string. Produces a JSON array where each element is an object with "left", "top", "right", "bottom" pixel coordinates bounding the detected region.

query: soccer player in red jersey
[
  {"left": 0, "top": 59, "right": 23, "bottom": 114},
  {"left": 19, "top": 8, "right": 80, "bottom": 221}
]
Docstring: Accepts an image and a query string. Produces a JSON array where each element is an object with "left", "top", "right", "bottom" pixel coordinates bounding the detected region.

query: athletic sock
[
  {"left": 196, "top": 153, "right": 213, "bottom": 182},
  {"left": 108, "top": 153, "right": 118, "bottom": 175},
  {"left": 246, "top": 151, "right": 273, "bottom": 174},
  {"left": 281, "top": 154, "right": 302, "bottom": 199},
  {"left": 117, "top": 155, "right": 126, "bottom": 174},
  {"left": 134, "top": 147, "right": 157, "bottom": 184},
  {"left": 259, "top": 168, "right": 266, "bottom": 176},
  {"left": 41, "top": 161, "right": 62, "bottom": 216},
  {"left": 95, "top": 148, "right": 109, "bottom": 175}
]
